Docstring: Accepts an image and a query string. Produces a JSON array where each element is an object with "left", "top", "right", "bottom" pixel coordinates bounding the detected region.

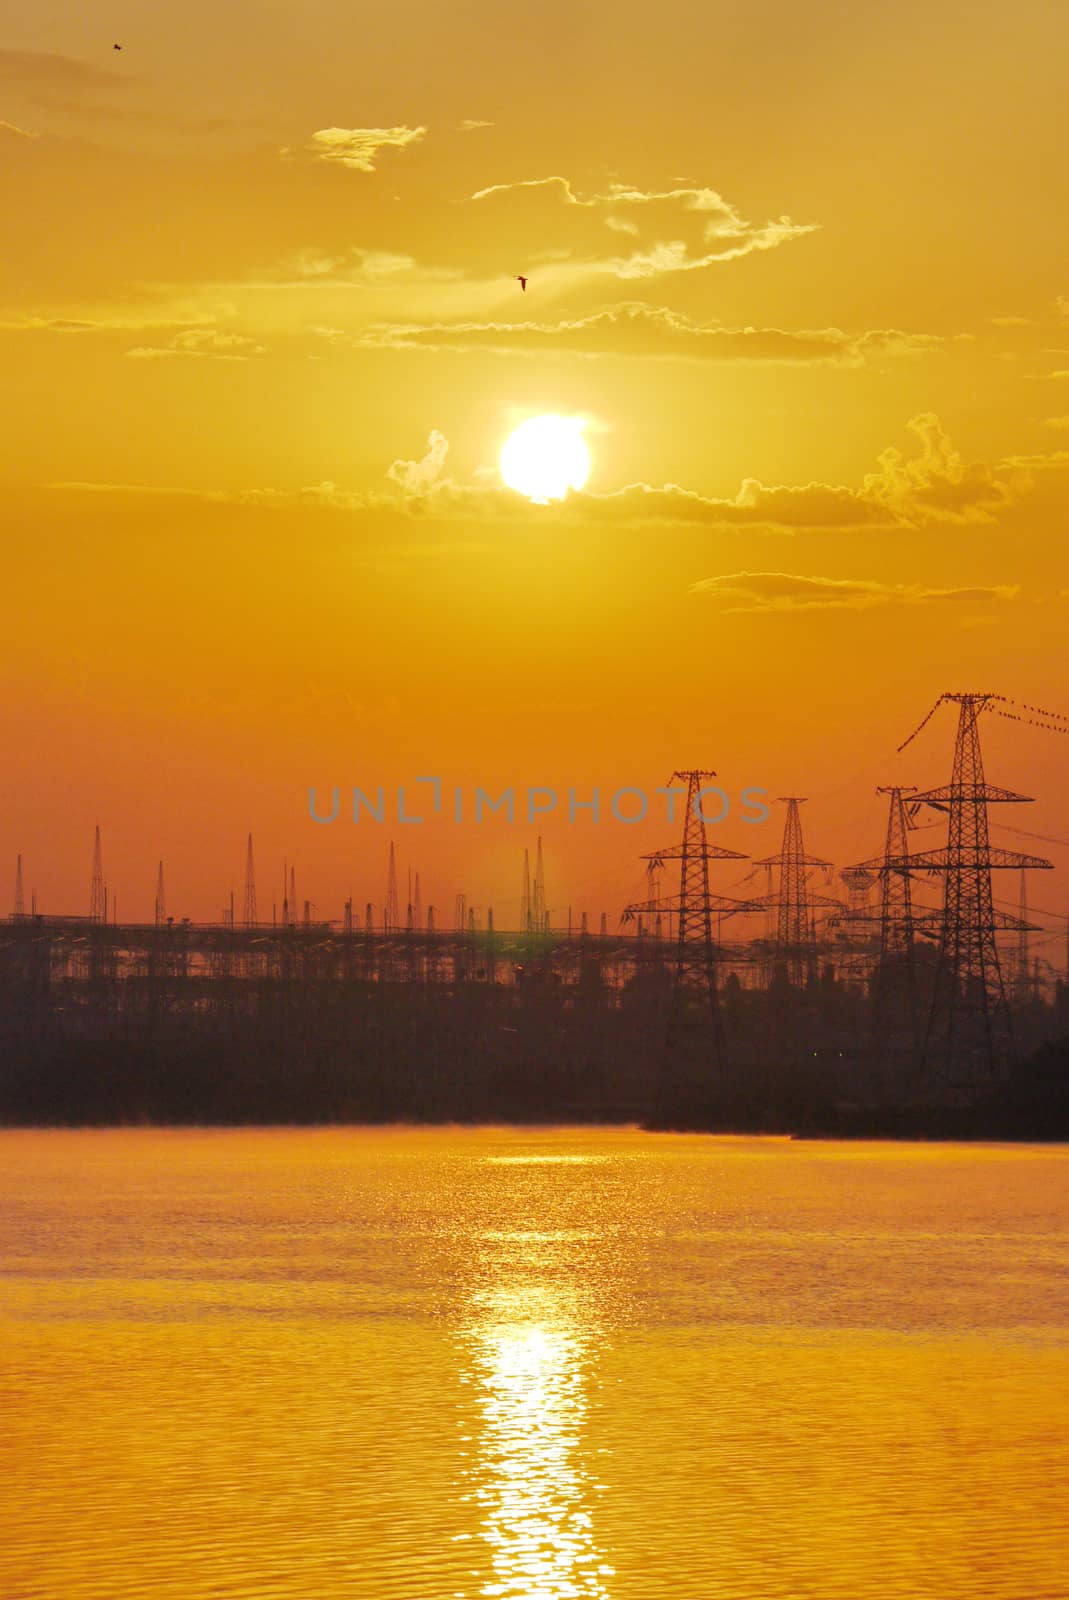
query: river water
[{"left": 2, "top": 1128, "right": 1067, "bottom": 1599}]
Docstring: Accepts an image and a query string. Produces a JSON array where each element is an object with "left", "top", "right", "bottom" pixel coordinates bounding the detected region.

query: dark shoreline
[{"left": 3, "top": 1017, "right": 1067, "bottom": 1143}]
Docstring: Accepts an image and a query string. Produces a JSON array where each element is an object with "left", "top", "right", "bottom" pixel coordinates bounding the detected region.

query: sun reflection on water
[{"left": 461, "top": 1283, "right": 613, "bottom": 1600}]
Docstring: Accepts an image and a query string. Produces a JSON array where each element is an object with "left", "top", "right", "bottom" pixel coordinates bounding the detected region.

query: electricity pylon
[
  {"left": 875, "top": 786, "right": 918, "bottom": 963},
  {"left": 533, "top": 837, "right": 547, "bottom": 932},
  {"left": 753, "top": 798, "right": 838, "bottom": 983},
  {"left": 520, "top": 847, "right": 531, "bottom": 932},
  {"left": 895, "top": 693, "right": 1051, "bottom": 1098},
  {"left": 622, "top": 770, "right": 761, "bottom": 1072},
  {"left": 243, "top": 833, "right": 257, "bottom": 927},
  {"left": 849, "top": 786, "right": 926, "bottom": 1063},
  {"left": 89, "top": 825, "right": 105, "bottom": 922},
  {"left": 384, "top": 841, "right": 399, "bottom": 931}
]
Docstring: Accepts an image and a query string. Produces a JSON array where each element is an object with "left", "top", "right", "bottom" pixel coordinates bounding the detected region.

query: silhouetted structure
[
  {"left": 876, "top": 786, "right": 918, "bottom": 964},
  {"left": 533, "top": 837, "right": 547, "bottom": 932},
  {"left": 754, "top": 799, "right": 837, "bottom": 983},
  {"left": 897, "top": 693, "right": 1051, "bottom": 1098},
  {"left": 385, "top": 842, "right": 399, "bottom": 932},
  {"left": 4, "top": 690, "right": 1068, "bottom": 1130},
  {"left": 623, "top": 770, "right": 760, "bottom": 1083},
  {"left": 243, "top": 834, "right": 257, "bottom": 928},
  {"left": 89, "top": 826, "right": 105, "bottom": 923},
  {"left": 521, "top": 848, "right": 531, "bottom": 932}
]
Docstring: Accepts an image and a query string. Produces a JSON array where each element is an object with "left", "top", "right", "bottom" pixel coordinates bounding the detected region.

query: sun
[{"left": 500, "top": 415, "right": 590, "bottom": 504}]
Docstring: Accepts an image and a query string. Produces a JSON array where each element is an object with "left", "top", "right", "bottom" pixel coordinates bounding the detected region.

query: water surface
[{"left": 2, "top": 1128, "right": 1067, "bottom": 1598}]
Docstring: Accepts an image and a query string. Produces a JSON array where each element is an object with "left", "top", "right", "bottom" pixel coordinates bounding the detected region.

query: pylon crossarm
[
  {"left": 897, "top": 847, "right": 1052, "bottom": 872},
  {"left": 752, "top": 851, "right": 832, "bottom": 868},
  {"left": 759, "top": 891, "right": 845, "bottom": 912},
  {"left": 622, "top": 894, "right": 764, "bottom": 919},
  {"left": 642, "top": 844, "right": 750, "bottom": 863},
  {"left": 848, "top": 853, "right": 921, "bottom": 876},
  {"left": 914, "top": 783, "right": 1034, "bottom": 805}
]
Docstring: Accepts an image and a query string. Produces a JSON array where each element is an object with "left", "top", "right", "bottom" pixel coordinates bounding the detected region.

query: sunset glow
[{"left": 0, "top": 0, "right": 1065, "bottom": 932}]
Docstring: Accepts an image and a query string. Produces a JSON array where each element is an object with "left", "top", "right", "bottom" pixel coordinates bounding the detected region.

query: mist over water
[{"left": 3, "top": 1127, "right": 1067, "bottom": 1599}]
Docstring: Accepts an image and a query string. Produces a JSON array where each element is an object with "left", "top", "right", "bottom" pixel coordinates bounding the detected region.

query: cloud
[
  {"left": 459, "top": 119, "right": 493, "bottom": 131},
  {"left": 48, "top": 416, "right": 1059, "bottom": 535},
  {"left": 125, "top": 329, "right": 266, "bottom": 360},
  {"left": 1, "top": 314, "right": 218, "bottom": 335},
  {"left": 467, "top": 175, "right": 817, "bottom": 278},
  {"left": 859, "top": 413, "right": 1021, "bottom": 525},
  {"left": 1001, "top": 449, "right": 1069, "bottom": 469},
  {"left": 690, "top": 572, "right": 1021, "bottom": 613},
  {"left": 47, "top": 479, "right": 376, "bottom": 511},
  {"left": 1045, "top": 415, "right": 1069, "bottom": 429},
  {"left": 0, "top": 118, "right": 37, "bottom": 138},
  {"left": 32, "top": 474, "right": 903, "bottom": 531},
  {"left": 281, "top": 125, "right": 426, "bottom": 172},
  {"left": 357, "top": 301, "right": 940, "bottom": 366},
  {"left": 250, "top": 248, "right": 465, "bottom": 293},
  {"left": 387, "top": 429, "right": 449, "bottom": 493}
]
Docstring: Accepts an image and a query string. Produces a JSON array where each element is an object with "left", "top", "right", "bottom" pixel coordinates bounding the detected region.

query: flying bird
[
  {"left": 113, "top": 43, "right": 122, "bottom": 50},
  {"left": 516, "top": 275, "right": 527, "bottom": 292}
]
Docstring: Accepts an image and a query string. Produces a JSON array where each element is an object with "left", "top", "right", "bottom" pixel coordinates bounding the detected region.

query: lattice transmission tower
[
  {"left": 895, "top": 693, "right": 1051, "bottom": 1097},
  {"left": 243, "top": 833, "right": 257, "bottom": 928},
  {"left": 520, "top": 847, "right": 531, "bottom": 932},
  {"left": 753, "top": 799, "right": 838, "bottom": 983},
  {"left": 875, "top": 786, "right": 919, "bottom": 963},
  {"left": 89, "top": 825, "right": 106, "bottom": 922},
  {"left": 384, "top": 841, "right": 399, "bottom": 931},
  {"left": 848, "top": 785, "right": 928, "bottom": 1062},
  {"left": 622, "top": 770, "right": 760, "bottom": 1071},
  {"left": 533, "top": 837, "right": 547, "bottom": 932}
]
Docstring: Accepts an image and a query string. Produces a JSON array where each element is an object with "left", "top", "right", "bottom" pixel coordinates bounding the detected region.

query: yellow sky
[{"left": 1, "top": 0, "right": 1068, "bottom": 929}]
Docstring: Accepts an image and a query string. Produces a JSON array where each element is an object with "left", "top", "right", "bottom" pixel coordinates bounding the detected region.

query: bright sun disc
[{"left": 500, "top": 415, "right": 590, "bottom": 504}]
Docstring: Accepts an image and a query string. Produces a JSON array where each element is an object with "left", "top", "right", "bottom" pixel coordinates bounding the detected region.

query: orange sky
[{"left": 1, "top": 1, "right": 1068, "bottom": 939}]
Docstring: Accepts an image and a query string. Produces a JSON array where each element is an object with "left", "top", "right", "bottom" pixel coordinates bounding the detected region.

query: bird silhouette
[
  {"left": 113, "top": 43, "right": 122, "bottom": 50},
  {"left": 516, "top": 275, "right": 527, "bottom": 292}
]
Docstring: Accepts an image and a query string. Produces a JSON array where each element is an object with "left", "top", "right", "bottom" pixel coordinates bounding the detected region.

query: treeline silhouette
[{"left": 2, "top": 961, "right": 1068, "bottom": 1137}]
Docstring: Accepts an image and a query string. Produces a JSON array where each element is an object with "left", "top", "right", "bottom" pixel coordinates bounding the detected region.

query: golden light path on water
[
  {"left": 457, "top": 1152, "right": 613, "bottom": 1600},
  {"left": 460, "top": 1279, "right": 612, "bottom": 1599}
]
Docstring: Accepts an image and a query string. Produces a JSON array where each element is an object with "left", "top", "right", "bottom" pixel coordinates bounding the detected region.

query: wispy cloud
[
  {"left": 125, "top": 329, "right": 266, "bottom": 360},
  {"left": 690, "top": 572, "right": 1020, "bottom": 613},
  {"left": 1, "top": 314, "right": 218, "bottom": 335},
  {"left": 467, "top": 175, "right": 817, "bottom": 279},
  {"left": 357, "top": 301, "right": 940, "bottom": 366},
  {"left": 281, "top": 125, "right": 426, "bottom": 172}
]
